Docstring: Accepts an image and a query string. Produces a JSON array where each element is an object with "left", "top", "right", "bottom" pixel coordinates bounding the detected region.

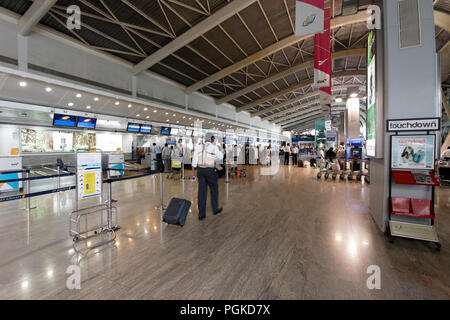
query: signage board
[
  {"left": 387, "top": 118, "right": 440, "bottom": 132},
  {"left": 366, "top": 30, "right": 377, "bottom": 157},
  {"left": 391, "top": 135, "right": 435, "bottom": 170},
  {"left": 389, "top": 220, "right": 439, "bottom": 243},
  {"left": 76, "top": 152, "right": 102, "bottom": 199},
  {"left": 0, "top": 157, "right": 23, "bottom": 191},
  {"left": 295, "top": 0, "right": 324, "bottom": 38}
]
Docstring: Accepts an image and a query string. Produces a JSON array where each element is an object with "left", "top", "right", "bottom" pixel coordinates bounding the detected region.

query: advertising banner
[
  {"left": 391, "top": 135, "right": 435, "bottom": 170},
  {"left": 387, "top": 118, "right": 440, "bottom": 132},
  {"left": 0, "top": 157, "right": 23, "bottom": 191},
  {"left": 295, "top": 0, "right": 324, "bottom": 38},
  {"left": 314, "top": 8, "right": 331, "bottom": 110},
  {"left": 366, "top": 30, "right": 377, "bottom": 157}
]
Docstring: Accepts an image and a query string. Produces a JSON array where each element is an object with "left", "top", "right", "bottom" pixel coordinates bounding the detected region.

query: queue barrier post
[
  {"left": 25, "top": 171, "right": 36, "bottom": 211},
  {"left": 155, "top": 171, "right": 166, "bottom": 211}
]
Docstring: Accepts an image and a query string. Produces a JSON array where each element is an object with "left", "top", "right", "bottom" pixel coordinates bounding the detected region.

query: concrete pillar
[{"left": 369, "top": 0, "right": 439, "bottom": 231}]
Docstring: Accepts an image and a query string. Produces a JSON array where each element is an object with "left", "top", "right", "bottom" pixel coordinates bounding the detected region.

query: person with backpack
[{"left": 192, "top": 133, "right": 224, "bottom": 221}]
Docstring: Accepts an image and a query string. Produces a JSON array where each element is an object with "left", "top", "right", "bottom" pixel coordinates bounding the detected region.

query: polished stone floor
[{"left": 0, "top": 165, "right": 449, "bottom": 300}]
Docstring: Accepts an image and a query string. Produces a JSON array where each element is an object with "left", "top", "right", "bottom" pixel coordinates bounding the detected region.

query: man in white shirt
[
  {"left": 292, "top": 144, "right": 299, "bottom": 166},
  {"left": 284, "top": 144, "right": 291, "bottom": 165},
  {"left": 192, "top": 133, "right": 224, "bottom": 220}
]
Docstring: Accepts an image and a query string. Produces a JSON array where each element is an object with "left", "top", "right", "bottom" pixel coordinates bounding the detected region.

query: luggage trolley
[{"left": 70, "top": 149, "right": 117, "bottom": 255}]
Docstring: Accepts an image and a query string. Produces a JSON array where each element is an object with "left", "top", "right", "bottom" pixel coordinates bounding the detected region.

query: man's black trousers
[{"left": 197, "top": 167, "right": 219, "bottom": 218}]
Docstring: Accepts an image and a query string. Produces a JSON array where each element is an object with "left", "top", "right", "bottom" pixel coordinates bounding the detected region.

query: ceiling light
[
  {"left": 146, "top": 116, "right": 150, "bottom": 119},
  {"left": 166, "top": 119, "right": 170, "bottom": 122},
  {"left": 183, "top": 116, "right": 186, "bottom": 119},
  {"left": 45, "top": 87, "right": 52, "bottom": 92},
  {"left": 137, "top": 114, "right": 141, "bottom": 117},
  {"left": 189, "top": 118, "right": 192, "bottom": 120},
  {"left": 76, "top": 93, "right": 82, "bottom": 98},
  {"left": 153, "top": 110, "right": 157, "bottom": 113},
  {"left": 144, "top": 107, "right": 148, "bottom": 111},
  {"left": 94, "top": 97, "right": 99, "bottom": 102},
  {"left": 68, "top": 102, "right": 74, "bottom": 107},
  {"left": 173, "top": 114, "right": 176, "bottom": 117},
  {"left": 176, "top": 121, "right": 179, "bottom": 124},
  {"left": 115, "top": 101, "right": 120, "bottom": 105},
  {"left": 165, "top": 112, "right": 169, "bottom": 115},
  {"left": 128, "top": 104, "right": 132, "bottom": 108},
  {"left": 19, "top": 81, "right": 27, "bottom": 87},
  {"left": 335, "top": 97, "right": 343, "bottom": 103},
  {"left": 350, "top": 93, "right": 358, "bottom": 98},
  {"left": 86, "top": 105, "right": 91, "bottom": 109}
]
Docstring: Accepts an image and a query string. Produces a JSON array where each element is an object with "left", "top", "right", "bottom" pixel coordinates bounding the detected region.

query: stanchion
[
  {"left": 24, "top": 171, "right": 36, "bottom": 211},
  {"left": 155, "top": 172, "right": 166, "bottom": 211},
  {"left": 225, "top": 164, "right": 230, "bottom": 184}
]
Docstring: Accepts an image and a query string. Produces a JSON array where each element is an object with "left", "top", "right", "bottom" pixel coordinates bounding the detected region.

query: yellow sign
[
  {"left": 10, "top": 148, "right": 19, "bottom": 156},
  {"left": 84, "top": 172, "right": 96, "bottom": 195}
]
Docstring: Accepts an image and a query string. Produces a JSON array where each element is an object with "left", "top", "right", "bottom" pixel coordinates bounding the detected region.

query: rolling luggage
[
  {"left": 162, "top": 198, "right": 191, "bottom": 227},
  {"left": 298, "top": 160, "right": 304, "bottom": 168},
  {"left": 310, "top": 158, "right": 317, "bottom": 167}
]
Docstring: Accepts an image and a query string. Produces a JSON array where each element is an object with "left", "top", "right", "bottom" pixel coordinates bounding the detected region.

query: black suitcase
[
  {"left": 298, "top": 160, "right": 304, "bottom": 168},
  {"left": 163, "top": 198, "right": 191, "bottom": 227},
  {"left": 310, "top": 158, "right": 317, "bottom": 167}
]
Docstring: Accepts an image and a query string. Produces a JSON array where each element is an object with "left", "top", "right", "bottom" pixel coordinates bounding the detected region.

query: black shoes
[{"left": 199, "top": 208, "right": 223, "bottom": 220}]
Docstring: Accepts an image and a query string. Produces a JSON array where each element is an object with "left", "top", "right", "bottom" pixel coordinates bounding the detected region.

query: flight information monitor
[
  {"left": 161, "top": 127, "right": 171, "bottom": 135},
  {"left": 127, "top": 123, "right": 141, "bottom": 132},
  {"left": 53, "top": 114, "right": 76, "bottom": 127},
  {"left": 140, "top": 125, "right": 152, "bottom": 133},
  {"left": 77, "top": 117, "right": 97, "bottom": 129}
]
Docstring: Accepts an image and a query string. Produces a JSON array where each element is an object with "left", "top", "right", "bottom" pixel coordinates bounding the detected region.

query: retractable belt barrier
[{"left": 0, "top": 168, "right": 161, "bottom": 204}]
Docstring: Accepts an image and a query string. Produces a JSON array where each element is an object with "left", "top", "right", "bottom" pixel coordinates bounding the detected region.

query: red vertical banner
[{"left": 314, "top": 8, "right": 331, "bottom": 113}]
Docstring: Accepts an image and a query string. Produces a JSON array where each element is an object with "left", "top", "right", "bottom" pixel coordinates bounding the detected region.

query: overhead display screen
[
  {"left": 161, "top": 127, "right": 171, "bottom": 135},
  {"left": 140, "top": 125, "right": 152, "bottom": 133},
  {"left": 77, "top": 117, "right": 97, "bottom": 129},
  {"left": 127, "top": 123, "right": 141, "bottom": 132},
  {"left": 53, "top": 114, "right": 76, "bottom": 127}
]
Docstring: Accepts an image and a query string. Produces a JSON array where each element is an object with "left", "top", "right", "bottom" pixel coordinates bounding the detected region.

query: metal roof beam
[
  {"left": 216, "top": 48, "right": 365, "bottom": 105},
  {"left": 19, "top": 0, "right": 57, "bottom": 36},
  {"left": 131, "top": 0, "right": 257, "bottom": 75},
  {"left": 237, "top": 70, "right": 366, "bottom": 113},
  {"left": 185, "top": 10, "right": 370, "bottom": 94},
  {"left": 258, "top": 84, "right": 365, "bottom": 119}
]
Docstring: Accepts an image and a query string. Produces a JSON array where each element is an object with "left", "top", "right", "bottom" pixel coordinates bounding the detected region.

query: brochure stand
[
  {"left": 70, "top": 149, "right": 117, "bottom": 255},
  {"left": 387, "top": 133, "right": 441, "bottom": 250}
]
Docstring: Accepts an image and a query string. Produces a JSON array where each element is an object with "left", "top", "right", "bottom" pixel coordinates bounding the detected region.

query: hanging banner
[
  {"left": 314, "top": 8, "right": 331, "bottom": 111},
  {"left": 295, "top": 0, "right": 324, "bottom": 38}
]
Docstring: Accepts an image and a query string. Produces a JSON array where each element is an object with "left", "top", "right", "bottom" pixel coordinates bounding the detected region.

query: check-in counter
[
  {"left": 102, "top": 153, "right": 124, "bottom": 177},
  {"left": 0, "top": 156, "right": 23, "bottom": 193}
]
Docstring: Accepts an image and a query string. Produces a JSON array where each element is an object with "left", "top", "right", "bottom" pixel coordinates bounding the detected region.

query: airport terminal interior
[{"left": 0, "top": 0, "right": 449, "bottom": 300}]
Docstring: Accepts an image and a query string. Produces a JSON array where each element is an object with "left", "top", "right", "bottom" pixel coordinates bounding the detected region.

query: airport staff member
[{"left": 192, "top": 133, "right": 224, "bottom": 221}]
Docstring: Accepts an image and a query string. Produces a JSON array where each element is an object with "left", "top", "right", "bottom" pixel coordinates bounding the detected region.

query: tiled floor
[{"left": 0, "top": 165, "right": 449, "bottom": 299}]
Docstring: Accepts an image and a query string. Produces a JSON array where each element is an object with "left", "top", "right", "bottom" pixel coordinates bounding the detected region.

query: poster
[
  {"left": 77, "top": 152, "right": 102, "bottom": 199},
  {"left": 391, "top": 135, "right": 435, "bottom": 170},
  {"left": 366, "top": 30, "right": 376, "bottom": 157},
  {"left": 295, "top": 0, "right": 324, "bottom": 38}
]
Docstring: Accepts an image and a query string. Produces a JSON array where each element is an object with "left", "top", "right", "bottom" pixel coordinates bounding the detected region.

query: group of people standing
[{"left": 281, "top": 143, "right": 300, "bottom": 166}]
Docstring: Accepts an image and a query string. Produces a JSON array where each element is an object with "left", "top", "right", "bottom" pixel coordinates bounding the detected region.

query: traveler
[
  {"left": 192, "top": 133, "right": 224, "bottom": 220},
  {"left": 284, "top": 143, "right": 291, "bottom": 165},
  {"left": 292, "top": 144, "right": 299, "bottom": 166},
  {"left": 152, "top": 143, "right": 162, "bottom": 170},
  {"left": 162, "top": 143, "right": 171, "bottom": 172}
]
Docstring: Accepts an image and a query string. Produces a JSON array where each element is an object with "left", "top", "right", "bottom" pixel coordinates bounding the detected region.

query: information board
[
  {"left": 76, "top": 152, "right": 102, "bottom": 199},
  {"left": 366, "top": 30, "right": 377, "bottom": 157},
  {"left": 391, "top": 135, "right": 435, "bottom": 170}
]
